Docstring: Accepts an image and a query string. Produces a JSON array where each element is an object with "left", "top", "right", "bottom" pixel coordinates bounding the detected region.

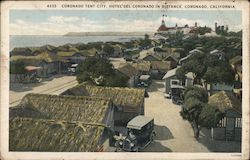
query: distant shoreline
[
  {"left": 10, "top": 34, "right": 145, "bottom": 50},
  {"left": 64, "top": 32, "right": 155, "bottom": 36}
]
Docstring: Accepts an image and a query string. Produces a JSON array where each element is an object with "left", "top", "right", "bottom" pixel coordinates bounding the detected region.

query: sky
[{"left": 10, "top": 10, "right": 242, "bottom": 35}]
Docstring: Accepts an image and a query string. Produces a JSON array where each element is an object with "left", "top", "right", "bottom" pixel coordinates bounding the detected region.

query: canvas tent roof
[
  {"left": 11, "top": 93, "right": 111, "bottom": 123},
  {"left": 9, "top": 94, "right": 112, "bottom": 152},
  {"left": 9, "top": 117, "right": 105, "bottom": 152},
  {"left": 162, "top": 67, "right": 193, "bottom": 80},
  {"left": 132, "top": 61, "right": 151, "bottom": 72},
  {"left": 139, "top": 75, "right": 150, "bottom": 81},
  {"left": 139, "top": 49, "right": 161, "bottom": 61},
  {"left": 25, "top": 66, "right": 42, "bottom": 71},
  {"left": 150, "top": 61, "right": 171, "bottom": 71},
  {"left": 163, "top": 54, "right": 179, "bottom": 62},
  {"left": 117, "top": 63, "right": 139, "bottom": 77},
  {"left": 62, "top": 84, "right": 145, "bottom": 108},
  {"left": 208, "top": 91, "right": 241, "bottom": 114}
]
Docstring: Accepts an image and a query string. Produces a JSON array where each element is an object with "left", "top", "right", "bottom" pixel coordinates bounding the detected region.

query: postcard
[{"left": 1, "top": 0, "right": 249, "bottom": 160}]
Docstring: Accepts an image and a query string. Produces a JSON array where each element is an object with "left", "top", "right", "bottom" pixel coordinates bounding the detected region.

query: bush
[
  {"left": 184, "top": 86, "right": 208, "bottom": 103},
  {"left": 199, "top": 104, "right": 223, "bottom": 128},
  {"left": 10, "top": 60, "right": 27, "bottom": 74},
  {"left": 76, "top": 57, "right": 128, "bottom": 87}
]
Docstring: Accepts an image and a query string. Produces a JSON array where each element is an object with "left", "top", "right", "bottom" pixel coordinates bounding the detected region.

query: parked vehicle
[
  {"left": 137, "top": 82, "right": 149, "bottom": 88},
  {"left": 68, "top": 64, "right": 78, "bottom": 75},
  {"left": 114, "top": 116, "right": 156, "bottom": 152},
  {"left": 169, "top": 85, "right": 185, "bottom": 105},
  {"left": 172, "top": 95, "right": 183, "bottom": 105}
]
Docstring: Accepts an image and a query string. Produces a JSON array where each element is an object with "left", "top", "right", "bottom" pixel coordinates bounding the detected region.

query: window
[
  {"left": 217, "top": 117, "right": 226, "bottom": 127},
  {"left": 171, "top": 79, "right": 179, "bottom": 85},
  {"left": 235, "top": 118, "right": 242, "bottom": 128},
  {"left": 181, "top": 80, "right": 186, "bottom": 86}
]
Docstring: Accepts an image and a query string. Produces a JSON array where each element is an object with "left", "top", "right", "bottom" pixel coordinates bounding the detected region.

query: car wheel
[{"left": 133, "top": 148, "right": 139, "bottom": 152}]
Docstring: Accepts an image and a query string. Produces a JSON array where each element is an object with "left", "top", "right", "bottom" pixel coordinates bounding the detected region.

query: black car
[
  {"left": 172, "top": 95, "right": 183, "bottom": 105},
  {"left": 114, "top": 116, "right": 156, "bottom": 152}
]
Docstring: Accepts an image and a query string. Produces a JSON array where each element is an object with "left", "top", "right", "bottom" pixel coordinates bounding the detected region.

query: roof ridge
[
  {"left": 82, "top": 83, "right": 144, "bottom": 92},
  {"left": 24, "top": 93, "right": 112, "bottom": 103},
  {"left": 13, "top": 117, "right": 108, "bottom": 128}
]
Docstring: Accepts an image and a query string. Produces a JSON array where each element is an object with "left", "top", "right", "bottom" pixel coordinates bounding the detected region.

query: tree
[
  {"left": 76, "top": 57, "right": 128, "bottom": 87},
  {"left": 199, "top": 104, "right": 223, "bottom": 128},
  {"left": 176, "top": 67, "right": 187, "bottom": 82},
  {"left": 182, "top": 52, "right": 207, "bottom": 84},
  {"left": 184, "top": 86, "right": 208, "bottom": 103},
  {"left": 103, "top": 43, "right": 114, "bottom": 56},
  {"left": 144, "top": 34, "right": 149, "bottom": 40},
  {"left": 181, "top": 97, "right": 205, "bottom": 138},
  {"left": 203, "top": 62, "right": 235, "bottom": 85},
  {"left": 180, "top": 86, "right": 221, "bottom": 138},
  {"left": 76, "top": 57, "right": 114, "bottom": 84},
  {"left": 104, "top": 71, "right": 129, "bottom": 87},
  {"left": 10, "top": 60, "right": 27, "bottom": 74}
]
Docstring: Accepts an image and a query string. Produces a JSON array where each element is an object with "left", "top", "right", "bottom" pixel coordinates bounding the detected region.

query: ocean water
[{"left": 10, "top": 35, "right": 143, "bottom": 50}]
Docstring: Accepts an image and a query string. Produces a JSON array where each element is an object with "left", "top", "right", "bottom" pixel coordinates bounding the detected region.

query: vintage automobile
[
  {"left": 114, "top": 115, "right": 156, "bottom": 152},
  {"left": 169, "top": 85, "right": 185, "bottom": 105}
]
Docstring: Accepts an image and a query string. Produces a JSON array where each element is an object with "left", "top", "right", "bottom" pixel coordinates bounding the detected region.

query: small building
[
  {"left": 139, "top": 49, "right": 161, "bottom": 61},
  {"left": 162, "top": 67, "right": 194, "bottom": 96},
  {"left": 117, "top": 63, "right": 140, "bottom": 87},
  {"left": 209, "top": 91, "right": 242, "bottom": 141},
  {"left": 163, "top": 54, "right": 179, "bottom": 68},
  {"left": 61, "top": 84, "right": 145, "bottom": 135},
  {"left": 112, "top": 45, "right": 123, "bottom": 57},
  {"left": 132, "top": 61, "right": 151, "bottom": 75},
  {"left": 10, "top": 52, "right": 66, "bottom": 78},
  {"left": 179, "top": 49, "right": 203, "bottom": 65},
  {"left": 57, "top": 49, "right": 97, "bottom": 64},
  {"left": 10, "top": 65, "right": 42, "bottom": 83},
  {"left": 210, "top": 49, "right": 225, "bottom": 60},
  {"left": 206, "top": 83, "right": 234, "bottom": 96},
  {"left": 150, "top": 61, "right": 172, "bottom": 79},
  {"left": 9, "top": 93, "right": 114, "bottom": 151},
  {"left": 10, "top": 47, "right": 33, "bottom": 56}
]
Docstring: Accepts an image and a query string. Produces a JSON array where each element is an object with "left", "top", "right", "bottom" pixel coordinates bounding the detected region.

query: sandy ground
[
  {"left": 143, "top": 80, "right": 209, "bottom": 152},
  {"left": 143, "top": 80, "right": 241, "bottom": 152},
  {"left": 9, "top": 75, "right": 78, "bottom": 107}
]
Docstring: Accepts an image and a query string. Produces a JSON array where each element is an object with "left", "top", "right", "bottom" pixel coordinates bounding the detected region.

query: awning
[
  {"left": 71, "top": 64, "right": 78, "bottom": 68},
  {"left": 170, "top": 84, "right": 185, "bottom": 89},
  {"left": 140, "top": 75, "right": 150, "bottom": 81},
  {"left": 25, "top": 66, "right": 42, "bottom": 71}
]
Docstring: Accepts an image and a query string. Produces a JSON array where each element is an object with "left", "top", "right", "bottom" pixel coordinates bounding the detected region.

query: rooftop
[
  {"left": 11, "top": 93, "right": 111, "bottom": 123},
  {"left": 150, "top": 61, "right": 172, "bottom": 71},
  {"left": 208, "top": 91, "right": 241, "bottom": 114},
  {"left": 62, "top": 84, "right": 145, "bottom": 108},
  {"left": 9, "top": 117, "right": 105, "bottom": 152},
  {"left": 117, "top": 63, "right": 139, "bottom": 77},
  {"left": 139, "top": 49, "right": 161, "bottom": 61},
  {"left": 132, "top": 61, "right": 151, "bottom": 72},
  {"left": 162, "top": 67, "right": 193, "bottom": 79}
]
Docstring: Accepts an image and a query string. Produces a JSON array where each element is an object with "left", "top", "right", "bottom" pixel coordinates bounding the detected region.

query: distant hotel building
[{"left": 157, "top": 15, "right": 199, "bottom": 35}]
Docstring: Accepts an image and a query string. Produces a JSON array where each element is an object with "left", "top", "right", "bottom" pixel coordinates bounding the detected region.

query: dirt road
[
  {"left": 9, "top": 75, "right": 78, "bottom": 107},
  {"left": 143, "top": 80, "right": 209, "bottom": 152}
]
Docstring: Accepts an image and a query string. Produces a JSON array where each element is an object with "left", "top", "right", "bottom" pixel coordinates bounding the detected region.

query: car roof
[{"left": 127, "top": 115, "right": 153, "bottom": 130}]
